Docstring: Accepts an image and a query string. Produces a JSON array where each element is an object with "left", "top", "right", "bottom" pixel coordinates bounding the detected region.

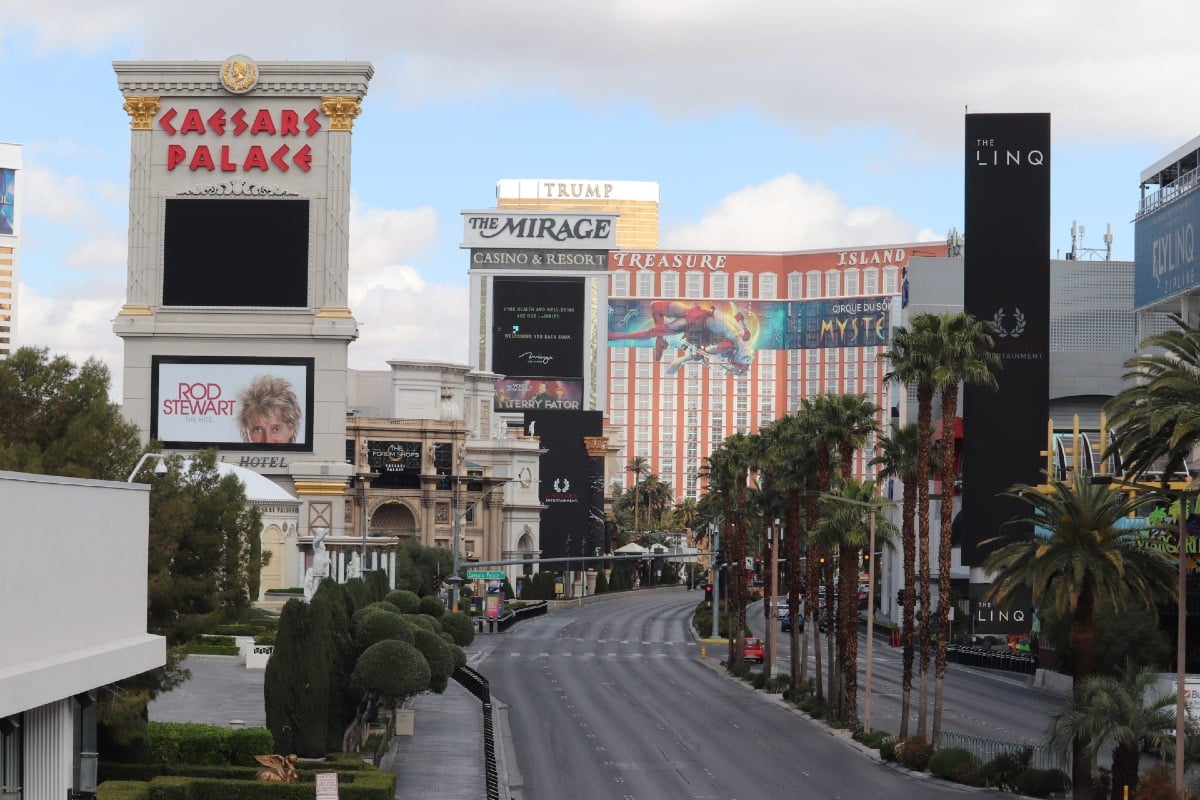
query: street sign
[{"left": 466, "top": 570, "right": 506, "bottom": 580}]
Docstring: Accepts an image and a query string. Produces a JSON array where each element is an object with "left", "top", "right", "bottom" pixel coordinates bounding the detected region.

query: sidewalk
[{"left": 149, "top": 655, "right": 492, "bottom": 799}]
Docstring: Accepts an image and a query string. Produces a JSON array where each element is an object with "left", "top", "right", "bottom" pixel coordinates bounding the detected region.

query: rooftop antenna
[{"left": 1068, "top": 221, "right": 1113, "bottom": 261}]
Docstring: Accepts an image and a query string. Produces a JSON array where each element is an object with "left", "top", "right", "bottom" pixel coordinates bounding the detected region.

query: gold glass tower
[{"left": 496, "top": 179, "right": 659, "bottom": 249}]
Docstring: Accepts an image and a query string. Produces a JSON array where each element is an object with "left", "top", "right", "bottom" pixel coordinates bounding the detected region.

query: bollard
[{"left": 701, "top": 645, "right": 707, "bottom": 658}]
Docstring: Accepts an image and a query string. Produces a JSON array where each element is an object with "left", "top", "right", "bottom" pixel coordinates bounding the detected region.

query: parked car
[
  {"left": 776, "top": 599, "right": 789, "bottom": 619},
  {"left": 743, "top": 637, "right": 765, "bottom": 663}
]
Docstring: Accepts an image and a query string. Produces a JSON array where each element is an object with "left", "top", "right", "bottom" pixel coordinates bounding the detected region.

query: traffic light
[
  {"left": 896, "top": 590, "right": 904, "bottom": 607},
  {"left": 703, "top": 583, "right": 713, "bottom": 603},
  {"left": 753, "top": 557, "right": 762, "bottom": 574},
  {"left": 716, "top": 547, "right": 727, "bottom": 567}
]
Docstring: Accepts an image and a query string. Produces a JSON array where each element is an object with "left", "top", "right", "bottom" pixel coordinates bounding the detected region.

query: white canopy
[{"left": 613, "top": 542, "right": 649, "bottom": 555}]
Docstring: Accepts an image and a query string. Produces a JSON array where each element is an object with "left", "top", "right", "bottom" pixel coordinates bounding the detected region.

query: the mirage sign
[{"left": 461, "top": 210, "right": 618, "bottom": 250}]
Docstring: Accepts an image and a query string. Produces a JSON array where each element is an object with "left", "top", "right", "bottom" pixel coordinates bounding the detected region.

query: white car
[{"left": 776, "top": 599, "right": 789, "bottom": 619}]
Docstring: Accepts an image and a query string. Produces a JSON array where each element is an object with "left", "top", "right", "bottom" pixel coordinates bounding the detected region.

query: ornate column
[
  {"left": 316, "top": 96, "right": 362, "bottom": 318},
  {"left": 117, "top": 95, "right": 160, "bottom": 316}
]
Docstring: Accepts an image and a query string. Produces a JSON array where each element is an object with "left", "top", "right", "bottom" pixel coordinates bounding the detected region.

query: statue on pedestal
[{"left": 304, "top": 527, "right": 330, "bottom": 601}]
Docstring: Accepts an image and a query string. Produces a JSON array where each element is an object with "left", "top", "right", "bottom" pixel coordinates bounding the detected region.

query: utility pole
[
  {"left": 710, "top": 523, "right": 721, "bottom": 639},
  {"left": 768, "top": 519, "right": 780, "bottom": 678}
]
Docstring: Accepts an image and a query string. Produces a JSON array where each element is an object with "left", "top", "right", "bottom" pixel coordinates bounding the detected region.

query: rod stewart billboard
[{"left": 961, "top": 113, "right": 1051, "bottom": 563}]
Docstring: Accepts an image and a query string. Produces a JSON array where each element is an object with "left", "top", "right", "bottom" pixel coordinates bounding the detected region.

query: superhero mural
[{"left": 607, "top": 297, "right": 890, "bottom": 373}]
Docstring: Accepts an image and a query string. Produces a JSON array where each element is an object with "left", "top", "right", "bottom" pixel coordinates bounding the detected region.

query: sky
[{"left": 2, "top": 2, "right": 1196, "bottom": 401}]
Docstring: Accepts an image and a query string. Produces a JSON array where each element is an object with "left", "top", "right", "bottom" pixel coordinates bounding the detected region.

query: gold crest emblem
[{"left": 220, "top": 55, "right": 259, "bottom": 94}]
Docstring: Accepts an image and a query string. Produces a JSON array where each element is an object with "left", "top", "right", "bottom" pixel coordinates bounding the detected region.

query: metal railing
[
  {"left": 937, "top": 730, "right": 1067, "bottom": 773},
  {"left": 945, "top": 644, "right": 1038, "bottom": 675},
  {"left": 453, "top": 666, "right": 500, "bottom": 800}
]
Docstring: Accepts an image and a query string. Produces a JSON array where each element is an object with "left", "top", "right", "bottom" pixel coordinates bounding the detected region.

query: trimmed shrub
[
  {"left": 879, "top": 735, "right": 900, "bottom": 762},
  {"left": 386, "top": 589, "right": 421, "bottom": 613},
  {"left": 412, "top": 628, "right": 459, "bottom": 694},
  {"left": 145, "top": 723, "right": 272, "bottom": 767},
  {"left": 351, "top": 639, "right": 430, "bottom": 702},
  {"left": 898, "top": 735, "right": 933, "bottom": 772},
  {"left": 929, "top": 747, "right": 978, "bottom": 779},
  {"left": 353, "top": 607, "right": 413, "bottom": 651},
  {"left": 417, "top": 595, "right": 446, "bottom": 619},
  {"left": 440, "top": 612, "right": 476, "bottom": 647},
  {"left": 1015, "top": 767, "right": 1071, "bottom": 798},
  {"left": 981, "top": 748, "right": 1032, "bottom": 791},
  {"left": 403, "top": 613, "right": 440, "bottom": 634}
]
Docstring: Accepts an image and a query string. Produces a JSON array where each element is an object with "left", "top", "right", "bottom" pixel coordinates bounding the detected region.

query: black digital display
[
  {"left": 492, "top": 277, "right": 585, "bottom": 379},
  {"left": 162, "top": 198, "right": 309, "bottom": 307}
]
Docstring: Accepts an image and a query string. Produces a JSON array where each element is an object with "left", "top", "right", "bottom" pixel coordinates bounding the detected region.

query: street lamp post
[{"left": 451, "top": 477, "right": 517, "bottom": 612}]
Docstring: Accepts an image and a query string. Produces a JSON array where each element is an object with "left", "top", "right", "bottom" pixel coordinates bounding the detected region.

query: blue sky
[{"left": 2, "top": 2, "right": 1194, "bottom": 399}]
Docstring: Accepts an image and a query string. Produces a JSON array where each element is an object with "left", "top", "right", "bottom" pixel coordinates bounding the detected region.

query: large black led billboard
[
  {"left": 525, "top": 411, "right": 602, "bottom": 564},
  {"left": 492, "top": 276, "right": 585, "bottom": 380},
  {"left": 163, "top": 198, "right": 310, "bottom": 307},
  {"left": 961, "top": 113, "right": 1050, "bottom": 563}
]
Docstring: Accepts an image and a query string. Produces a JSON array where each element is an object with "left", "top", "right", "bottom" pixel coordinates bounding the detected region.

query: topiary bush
[
  {"left": 898, "top": 735, "right": 933, "bottom": 772},
  {"left": 351, "top": 639, "right": 430, "bottom": 702},
  {"left": 353, "top": 606, "right": 413, "bottom": 651},
  {"left": 411, "top": 628, "right": 459, "bottom": 694},
  {"left": 417, "top": 595, "right": 446, "bottom": 618},
  {"left": 440, "top": 612, "right": 476, "bottom": 646},
  {"left": 928, "top": 747, "right": 979, "bottom": 781},
  {"left": 404, "top": 613, "right": 440, "bottom": 634},
  {"left": 385, "top": 589, "right": 420, "bottom": 613}
]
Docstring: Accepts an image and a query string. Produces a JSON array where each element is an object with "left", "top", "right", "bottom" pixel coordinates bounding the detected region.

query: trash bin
[{"left": 890, "top": 629, "right": 902, "bottom": 647}]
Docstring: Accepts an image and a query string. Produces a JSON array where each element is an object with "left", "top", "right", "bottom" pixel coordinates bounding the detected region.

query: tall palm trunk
[
  {"left": 786, "top": 488, "right": 804, "bottom": 693},
  {"left": 915, "top": 384, "right": 934, "bottom": 738},
  {"left": 899, "top": 477, "right": 918, "bottom": 738},
  {"left": 931, "top": 389, "right": 958, "bottom": 746},
  {"left": 1071, "top": 581, "right": 1097, "bottom": 800},
  {"left": 838, "top": 543, "right": 860, "bottom": 727}
]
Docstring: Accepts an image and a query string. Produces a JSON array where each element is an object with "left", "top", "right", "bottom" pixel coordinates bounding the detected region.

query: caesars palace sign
[{"left": 157, "top": 106, "right": 323, "bottom": 173}]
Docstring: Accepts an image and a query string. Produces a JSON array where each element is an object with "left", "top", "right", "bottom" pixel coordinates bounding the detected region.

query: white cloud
[
  {"left": 16, "top": 281, "right": 127, "bottom": 399},
  {"left": 7, "top": 2, "right": 1200, "bottom": 146},
  {"left": 663, "top": 174, "right": 939, "bottom": 251}
]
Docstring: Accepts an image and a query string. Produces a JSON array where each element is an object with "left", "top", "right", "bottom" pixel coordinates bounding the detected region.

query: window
[
  {"left": 686, "top": 380, "right": 701, "bottom": 395},
  {"left": 760, "top": 273, "right": 777, "bottom": 299},
  {"left": 845, "top": 362, "right": 858, "bottom": 378},
  {"left": 685, "top": 363, "right": 703, "bottom": 380},
  {"left": 636, "top": 410, "right": 651, "bottom": 426},
  {"left": 636, "top": 362, "right": 654, "bottom": 378},
  {"left": 844, "top": 269, "right": 860, "bottom": 296},
  {"left": 637, "top": 271, "right": 655, "bottom": 296},
  {"left": 611, "top": 379, "right": 627, "bottom": 394},
  {"left": 686, "top": 411, "right": 700, "bottom": 426},
  {"left": 710, "top": 426, "right": 724, "bottom": 441},
  {"left": 788, "top": 273, "right": 804, "bottom": 299},
  {"left": 686, "top": 272, "right": 704, "bottom": 298},
  {"left": 660, "top": 442, "right": 675, "bottom": 458},
  {"left": 662, "top": 427, "right": 675, "bottom": 442},
  {"left": 710, "top": 411, "right": 724, "bottom": 426},
  {"left": 686, "top": 442, "right": 699, "bottom": 458},
  {"left": 610, "top": 410, "right": 626, "bottom": 424},
  {"left": 611, "top": 394, "right": 627, "bottom": 409},
  {"left": 736, "top": 273, "right": 752, "bottom": 299},
  {"left": 661, "top": 459, "right": 674, "bottom": 475},
  {"left": 611, "top": 362, "right": 627, "bottom": 378},
  {"left": 736, "top": 395, "right": 749, "bottom": 411},
  {"left": 612, "top": 271, "right": 630, "bottom": 297},
  {"left": 884, "top": 266, "right": 899, "bottom": 294},
  {"left": 686, "top": 427, "right": 700, "bottom": 441},
  {"left": 612, "top": 347, "right": 628, "bottom": 362},
  {"left": 636, "top": 395, "right": 652, "bottom": 410},
  {"left": 864, "top": 268, "right": 879, "bottom": 295},
  {"left": 660, "top": 393, "right": 676, "bottom": 410},
  {"left": 710, "top": 395, "right": 724, "bottom": 411},
  {"left": 760, "top": 380, "right": 774, "bottom": 396},
  {"left": 806, "top": 380, "right": 820, "bottom": 397},
  {"left": 661, "top": 272, "right": 679, "bottom": 297},
  {"left": 735, "top": 380, "right": 749, "bottom": 395},
  {"left": 806, "top": 271, "right": 821, "bottom": 297},
  {"left": 825, "top": 363, "right": 839, "bottom": 381},
  {"left": 759, "top": 412, "right": 775, "bottom": 428},
  {"left": 807, "top": 363, "right": 819, "bottom": 380},
  {"left": 636, "top": 379, "right": 652, "bottom": 394},
  {"left": 711, "top": 273, "right": 728, "bottom": 298},
  {"left": 635, "top": 438, "right": 651, "bottom": 456},
  {"left": 759, "top": 396, "right": 774, "bottom": 412},
  {"left": 825, "top": 270, "right": 840, "bottom": 296},
  {"left": 660, "top": 411, "right": 676, "bottom": 427}
]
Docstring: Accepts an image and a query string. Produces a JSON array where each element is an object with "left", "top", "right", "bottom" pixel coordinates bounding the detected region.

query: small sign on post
[{"left": 466, "top": 569, "right": 506, "bottom": 580}]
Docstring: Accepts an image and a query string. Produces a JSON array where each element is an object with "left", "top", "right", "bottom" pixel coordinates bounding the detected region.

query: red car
[{"left": 743, "top": 637, "right": 765, "bottom": 664}]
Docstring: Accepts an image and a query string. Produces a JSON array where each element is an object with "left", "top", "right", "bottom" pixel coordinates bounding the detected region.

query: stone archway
[{"left": 368, "top": 499, "right": 418, "bottom": 538}]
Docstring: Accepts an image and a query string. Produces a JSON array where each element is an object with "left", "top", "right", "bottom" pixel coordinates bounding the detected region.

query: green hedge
[
  {"left": 145, "top": 722, "right": 273, "bottom": 766},
  {"left": 100, "top": 767, "right": 393, "bottom": 800}
]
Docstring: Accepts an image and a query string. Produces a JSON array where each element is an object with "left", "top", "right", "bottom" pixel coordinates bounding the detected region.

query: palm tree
[
  {"left": 1046, "top": 662, "right": 1177, "bottom": 800},
  {"left": 1105, "top": 316, "right": 1200, "bottom": 484},
  {"left": 626, "top": 456, "right": 650, "bottom": 537},
  {"left": 871, "top": 422, "right": 920, "bottom": 737},
  {"left": 813, "top": 477, "right": 895, "bottom": 728},
  {"left": 760, "top": 413, "right": 818, "bottom": 693},
  {"left": 704, "top": 437, "right": 755, "bottom": 668},
  {"left": 883, "top": 315, "right": 940, "bottom": 737},
  {"left": 929, "top": 312, "right": 1000, "bottom": 746},
  {"left": 815, "top": 393, "right": 879, "bottom": 716},
  {"left": 983, "top": 474, "right": 1176, "bottom": 800}
]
